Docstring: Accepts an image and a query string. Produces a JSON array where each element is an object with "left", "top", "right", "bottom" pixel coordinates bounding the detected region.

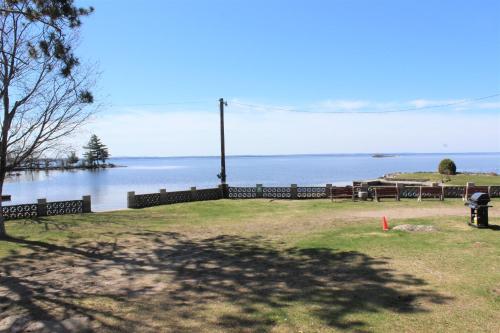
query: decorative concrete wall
[
  {"left": 128, "top": 187, "right": 223, "bottom": 209},
  {"left": 128, "top": 183, "right": 500, "bottom": 209},
  {"left": 2, "top": 196, "right": 91, "bottom": 220}
]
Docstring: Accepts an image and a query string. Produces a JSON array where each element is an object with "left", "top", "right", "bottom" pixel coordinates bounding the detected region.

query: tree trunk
[
  {"left": 1, "top": 65, "right": 10, "bottom": 239},
  {"left": 0, "top": 179, "right": 6, "bottom": 238},
  {"left": 0, "top": 128, "right": 8, "bottom": 238}
]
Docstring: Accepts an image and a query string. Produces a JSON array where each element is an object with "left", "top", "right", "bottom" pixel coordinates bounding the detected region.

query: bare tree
[{"left": 0, "top": 0, "right": 95, "bottom": 237}]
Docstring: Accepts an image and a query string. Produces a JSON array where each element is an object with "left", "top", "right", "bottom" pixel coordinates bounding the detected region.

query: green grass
[
  {"left": 1, "top": 199, "right": 499, "bottom": 332},
  {"left": 384, "top": 172, "right": 500, "bottom": 185}
]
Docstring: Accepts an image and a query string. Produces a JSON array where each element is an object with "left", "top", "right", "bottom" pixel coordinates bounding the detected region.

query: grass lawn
[
  {"left": 384, "top": 172, "right": 500, "bottom": 185},
  {"left": 0, "top": 199, "right": 499, "bottom": 332}
]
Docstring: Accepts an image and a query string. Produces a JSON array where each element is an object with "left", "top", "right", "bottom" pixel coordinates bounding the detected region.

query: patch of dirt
[
  {"left": 0, "top": 314, "right": 94, "bottom": 333},
  {"left": 345, "top": 207, "right": 464, "bottom": 219},
  {"left": 0, "top": 315, "right": 31, "bottom": 332},
  {"left": 392, "top": 224, "right": 438, "bottom": 232},
  {"left": 0, "top": 232, "right": 452, "bottom": 332}
]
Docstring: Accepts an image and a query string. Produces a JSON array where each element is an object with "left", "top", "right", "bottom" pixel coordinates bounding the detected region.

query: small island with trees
[
  {"left": 372, "top": 153, "right": 396, "bottom": 158},
  {"left": 11, "top": 134, "right": 118, "bottom": 172}
]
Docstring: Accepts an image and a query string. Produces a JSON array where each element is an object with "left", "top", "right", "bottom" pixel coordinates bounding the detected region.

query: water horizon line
[{"left": 110, "top": 151, "right": 500, "bottom": 159}]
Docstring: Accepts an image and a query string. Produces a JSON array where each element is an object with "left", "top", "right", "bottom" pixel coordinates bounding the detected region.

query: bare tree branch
[{"left": 0, "top": 0, "right": 95, "bottom": 236}]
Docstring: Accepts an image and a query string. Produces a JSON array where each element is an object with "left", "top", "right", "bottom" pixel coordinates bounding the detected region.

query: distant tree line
[{"left": 12, "top": 135, "right": 111, "bottom": 171}]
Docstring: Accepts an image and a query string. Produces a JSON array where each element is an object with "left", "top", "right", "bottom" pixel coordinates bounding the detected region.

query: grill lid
[{"left": 469, "top": 192, "right": 490, "bottom": 205}]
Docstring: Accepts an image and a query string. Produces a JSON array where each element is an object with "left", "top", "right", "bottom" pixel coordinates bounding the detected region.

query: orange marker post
[{"left": 382, "top": 216, "right": 389, "bottom": 231}]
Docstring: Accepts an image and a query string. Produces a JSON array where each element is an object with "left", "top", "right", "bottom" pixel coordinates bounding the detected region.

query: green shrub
[{"left": 438, "top": 159, "right": 457, "bottom": 175}]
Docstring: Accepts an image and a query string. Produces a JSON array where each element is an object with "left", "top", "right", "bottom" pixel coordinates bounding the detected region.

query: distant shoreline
[
  {"left": 110, "top": 152, "right": 500, "bottom": 160},
  {"left": 9, "top": 163, "right": 124, "bottom": 174},
  {"left": 372, "top": 154, "right": 396, "bottom": 158}
]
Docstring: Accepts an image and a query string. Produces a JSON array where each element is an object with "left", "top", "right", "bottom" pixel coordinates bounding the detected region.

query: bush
[{"left": 438, "top": 159, "right": 457, "bottom": 175}]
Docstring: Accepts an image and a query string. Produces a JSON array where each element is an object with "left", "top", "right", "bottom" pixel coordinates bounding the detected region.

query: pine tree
[
  {"left": 100, "top": 146, "right": 110, "bottom": 164},
  {"left": 83, "top": 135, "right": 109, "bottom": 167}
]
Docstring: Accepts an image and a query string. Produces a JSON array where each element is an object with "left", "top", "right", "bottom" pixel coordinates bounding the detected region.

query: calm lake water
[{"left": 4, "top": 153, "right": 500, "bottom": 211}]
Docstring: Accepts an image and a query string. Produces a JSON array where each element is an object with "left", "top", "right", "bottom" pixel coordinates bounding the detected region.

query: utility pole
[{"left": 219, "top": 98, "right": 227, "bottom": 185}]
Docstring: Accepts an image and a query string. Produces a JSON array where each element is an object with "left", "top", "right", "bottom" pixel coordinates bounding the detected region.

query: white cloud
[
  {"left": 478, "top": 102, "right": 500, "bottom": 109},
  {"left": 407, "top": 99, "right": 463, "bottom": 108},
  {"left": 229, "top": 96, "right": 500, "bottom": 114},
  {"left": 73, "top": 100, "right": 500, "bottom": 157}
]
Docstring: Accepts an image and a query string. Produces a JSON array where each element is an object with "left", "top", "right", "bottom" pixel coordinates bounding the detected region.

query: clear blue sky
[{"left": 76, "top": 0, "right": 500, "bottom": 156}]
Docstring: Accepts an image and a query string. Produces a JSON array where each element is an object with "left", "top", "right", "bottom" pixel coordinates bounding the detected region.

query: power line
[
  {"left": 105, "top": 93, "right": 500, "bottom": 113},
  {"left": 230, "top": 92, "right": 500, "bottom": 114}
]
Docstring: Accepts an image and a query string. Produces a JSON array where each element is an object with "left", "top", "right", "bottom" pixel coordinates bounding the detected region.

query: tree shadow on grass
[
  {"left": 152, "top": 234, "right": 451, "bottom": 332},
  {"left": 0, "top": 231, "right": 452, "bottom": 332},
  {"left": 19, "top": 217, "right": 69, "bottom": 232}
]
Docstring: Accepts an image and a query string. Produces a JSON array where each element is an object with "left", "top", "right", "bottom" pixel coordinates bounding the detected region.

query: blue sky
[{"left": 75, "top": 0, "right": 500, "bottom": 156}]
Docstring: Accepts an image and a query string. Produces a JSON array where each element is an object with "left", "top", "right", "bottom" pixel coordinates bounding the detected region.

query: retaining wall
[
  {"left": 2, "top": 196, "right": 92, "bottom": 220},
  {"left": 127, "top": 184, "right": 500, "bottom": 209}
]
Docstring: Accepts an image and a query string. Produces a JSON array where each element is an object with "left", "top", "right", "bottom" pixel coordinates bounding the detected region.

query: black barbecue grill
[{"left": 465, "top": 192, "right": 492, "bottom": 228}]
